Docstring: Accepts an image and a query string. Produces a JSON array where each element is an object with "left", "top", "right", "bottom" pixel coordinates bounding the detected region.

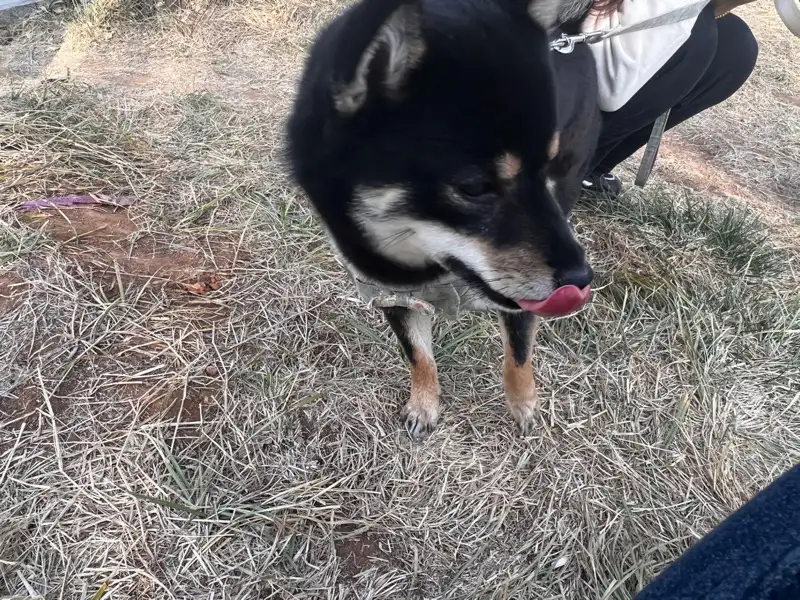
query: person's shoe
[{"left": 581, "top": 171, "right": 623, "bottom": 199}]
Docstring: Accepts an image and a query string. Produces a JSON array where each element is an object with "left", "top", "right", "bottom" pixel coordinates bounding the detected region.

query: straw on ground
[{"left": 1, "top": 1, "right": 799, "bottom": 598}]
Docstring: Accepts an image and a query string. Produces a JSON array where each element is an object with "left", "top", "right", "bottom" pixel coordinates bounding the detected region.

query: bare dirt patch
[
  {"left": 1, "top": 379, "right": 72, "bottom": 437},
  {"left": 335, "top": 525, "right": 392, "bottom": 577},
  {"left": 21, "top": 205, "right": 240, "bottom": 289},
  {"left": 654, "top": 137, "right": 800, "bottom": 243},
  {"left": 37, "top": 4, "right": 310, "bottom": 107},
  {"left": 0, "top": 270, "right": 29, "bottom": 315},
  {"left": 143, "top": 382, "right": 219, "bottom": 421},
  {"left": 0, "top": 384, "right": 41, "bottom": 424},
  {"left": 3, "top": 203, "right": 232, "bottom": 439},
  {"left": 668, "top": 2, "right": 800, "bottom": 210},
  {"left": 659, "top": 139, "right": 756, "bottom": 202}
]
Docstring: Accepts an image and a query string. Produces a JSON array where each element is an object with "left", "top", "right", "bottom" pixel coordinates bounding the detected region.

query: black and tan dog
[{"left": 287, "top": 0, "right": 602, "bottom": 438}]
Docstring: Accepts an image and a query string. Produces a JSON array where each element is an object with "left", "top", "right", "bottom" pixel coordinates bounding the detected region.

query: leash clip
[
  {"left": 550, "top": 30, "right": 606, "bottom": 53},
  {"left": 550, "top": 32, "right": 584, "bottom": 53}
]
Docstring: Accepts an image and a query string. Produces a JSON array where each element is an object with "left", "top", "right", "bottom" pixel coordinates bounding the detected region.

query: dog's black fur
[{"left": 287, "top": 0, "right": 601, "bottom": 437}]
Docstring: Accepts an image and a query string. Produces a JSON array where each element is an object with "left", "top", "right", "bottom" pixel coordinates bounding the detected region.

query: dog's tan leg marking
[
  {"left": 403, "top": 344, "right": 441, "bottom": 440},
  {"left": 499, "top": 313, "right": 540, "bottom": 436},
  {"left": 384, "top": 308, "right": 440, "bottom": 439}
]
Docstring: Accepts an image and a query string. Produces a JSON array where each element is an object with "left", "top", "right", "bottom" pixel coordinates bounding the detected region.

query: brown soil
[
  {"left": 656, "top": 137, "right": 799, "bottom": 238},
  {"left": 658, "top": 138, "right": 757, "bottom": 203},
  {"left": 2, "top": 205, "right": 232, "bottom": 432},
  {"left": 2, "top": 375, "right": 219, "bottom": 431},
  {"left": 335, "top": 525, "right": 392, "bottom": 576},
  {"left": 142, "top": 383, "right": 219, "bottom": 421},
  {"left": 1, "top": 385, "right": 42, "bottom": 423},
  {"left": 1, "top": 381, "right": 70, "bottom": 433},
  {"left": 0, "top": 270, "right": 29, "bottom": 315},
  {"left": 21, "top": 205, "right": 239, "bottom": 290},
  {"left": 42, "top": 22, "right": 301, "bottom": 106}
]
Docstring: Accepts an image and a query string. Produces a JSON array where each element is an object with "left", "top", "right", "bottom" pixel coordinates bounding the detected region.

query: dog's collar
[
  {"left": 349, "top": 271, "right": 493, "bottom": 317},
  {"left": 354, "top": 277, "right": 438, "bottom": 316}
]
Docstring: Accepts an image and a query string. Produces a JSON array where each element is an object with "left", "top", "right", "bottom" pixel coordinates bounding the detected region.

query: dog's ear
[
  {"left": 529, "top": 0, "right": 595, "bottom": 30},
  {"left": 332, "top": 0, "right": 425, "bottom": 114},
  {"left": 527, "top": 0, "right": 564, "bottom": 30}
]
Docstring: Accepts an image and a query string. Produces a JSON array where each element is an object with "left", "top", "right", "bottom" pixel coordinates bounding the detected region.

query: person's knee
[
  {"left": 686, "top": 4, "right": 720, "bottom": 67},
  {"left": 718, "top": 14, "right": 759, "bottom": 86}
]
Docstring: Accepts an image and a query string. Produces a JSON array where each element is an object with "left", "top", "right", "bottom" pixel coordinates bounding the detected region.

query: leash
[
  {"left": 635, "top": 108, "right": 671, "bottom": 187},
  {"left": 549, "top": 0, "right": 711, "bottom": 54},
  {"left": 550, "top": 0, "right": 711, "bottom": 187}
]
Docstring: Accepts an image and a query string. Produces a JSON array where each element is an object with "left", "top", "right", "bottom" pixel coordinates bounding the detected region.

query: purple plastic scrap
[{"left": 15, "top": 195, "right": 134, "bottom": 213}]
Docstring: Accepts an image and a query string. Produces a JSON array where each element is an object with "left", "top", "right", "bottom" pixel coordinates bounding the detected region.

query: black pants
[
  {"left": 636, "top": 464, "right": 800, "bottom": 600},
  {"left": 590, "top": 5, "right": 759, "bottom": 174}
]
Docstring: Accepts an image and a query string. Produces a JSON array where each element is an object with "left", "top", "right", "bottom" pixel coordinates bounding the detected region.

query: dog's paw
[
  {"left": 506, "top": 391, "right": 538, "bottom": 437},
  {"left": 401, "top": 395, "right": 439, "bottom": 441}
]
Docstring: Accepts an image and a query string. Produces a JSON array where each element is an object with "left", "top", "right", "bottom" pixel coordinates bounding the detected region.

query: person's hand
[{"left": 714, "top": 0, "right": 757, "bottom": 17}]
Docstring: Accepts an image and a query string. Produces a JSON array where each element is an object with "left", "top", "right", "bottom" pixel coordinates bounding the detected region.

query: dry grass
[
  {"left": 1, "top": 1, "right": 799, "bottom": 598},
  {"left": 674, "top": 2, "right": 800, "bottom": 208}
]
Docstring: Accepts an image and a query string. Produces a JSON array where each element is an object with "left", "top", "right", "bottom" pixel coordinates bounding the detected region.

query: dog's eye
[{"left": 455, "top": 176, "right": 495, "bottom": 199}]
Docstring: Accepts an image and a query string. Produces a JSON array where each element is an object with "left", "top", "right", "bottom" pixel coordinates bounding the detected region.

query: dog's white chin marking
[
  {"left": 352, "top": 185, "right": 491, "bottom": 270},
  {"left": 545, "top": 177, "right": 558, "bottom": 198},
  {"left": 350, "top": 185, "right": 553, "bottom": 301},
  {"left": 350, "top": 185, "right": 431, "bottom": 268}
]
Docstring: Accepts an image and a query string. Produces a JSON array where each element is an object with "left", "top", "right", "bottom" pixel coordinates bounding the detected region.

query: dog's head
[{"left": 288, "top": 0, "right": 595, "bottom": 316}]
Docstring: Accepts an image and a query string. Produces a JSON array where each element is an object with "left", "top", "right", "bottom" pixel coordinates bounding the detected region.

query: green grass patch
[{"left": 583, "top": 185, "right": 785, "bottom": 278}]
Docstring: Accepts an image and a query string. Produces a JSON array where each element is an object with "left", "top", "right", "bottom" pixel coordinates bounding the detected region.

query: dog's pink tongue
[{"left": 517, "top": 285, "right": 591, "bottom": 317}]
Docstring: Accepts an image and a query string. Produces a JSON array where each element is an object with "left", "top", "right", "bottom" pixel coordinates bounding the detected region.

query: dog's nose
[{"left": 555, "top": 264, "right": 593, "bottom": 289}]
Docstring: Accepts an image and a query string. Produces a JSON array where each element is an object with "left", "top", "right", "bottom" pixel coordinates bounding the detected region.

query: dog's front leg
[
  {"left": 383, "top": 307, "right": 440, "bottom": 440},
  {"left": 498, "top": 311, "right": 540, "bottom": 436}
]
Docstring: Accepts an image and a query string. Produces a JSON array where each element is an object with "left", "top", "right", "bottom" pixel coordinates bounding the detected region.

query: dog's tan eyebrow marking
[
  {"left": 497, "top": 153, "right": 522, "bottom": 180},
  {"left": 498, "top": 133, "right": 558, "bottom": 180}
]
